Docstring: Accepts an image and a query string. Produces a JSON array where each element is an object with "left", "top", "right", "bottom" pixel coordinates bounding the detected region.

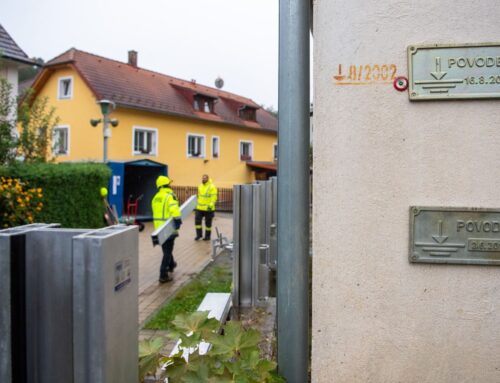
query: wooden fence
[{"left": 170, "top": 186, "right": 233, "bottom": 212}]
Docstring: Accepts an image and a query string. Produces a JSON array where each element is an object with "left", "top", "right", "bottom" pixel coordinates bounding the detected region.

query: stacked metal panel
[
  {"left": 0, "top": 224, "right": 59, "bottom": 383},
  {"left": 73, "top": 226, "right": 139, "bottom": 383},
  {"left": 0, "top": 224, "right": 138, "bottom": 383},
  {"left": 232, "top": 177, "right": 277, "bottom": 307},
  {"left": 26, "top": 229, "right": 88, "bottom": 382}
]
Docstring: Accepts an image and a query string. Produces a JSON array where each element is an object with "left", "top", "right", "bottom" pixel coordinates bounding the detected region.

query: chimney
[{"left": 128, "top": 50, "right": 138, "bottom": 67}]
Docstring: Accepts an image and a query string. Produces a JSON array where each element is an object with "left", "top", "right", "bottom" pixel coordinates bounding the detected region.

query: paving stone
[{"left": 138, "top": 212, "right": 233, "bottom": 326}]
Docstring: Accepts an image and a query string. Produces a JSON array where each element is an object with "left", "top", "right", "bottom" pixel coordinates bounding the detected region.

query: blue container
[{"left": 107, "top": 160, "right": 167, "bottom": 220}]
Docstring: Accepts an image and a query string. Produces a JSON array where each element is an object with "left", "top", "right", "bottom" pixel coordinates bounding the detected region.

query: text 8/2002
[{"left": 347, "top": 64, "right": 397, "bottom": 82}]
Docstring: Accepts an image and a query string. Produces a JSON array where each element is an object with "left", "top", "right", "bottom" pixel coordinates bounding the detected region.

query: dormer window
[
  {"left": 58, "top": 76, "right": 73, "bottom": 99},
  {"left": 238, "top": 105, "right": 257, "bottom": 121},
  {"left": 203, "top": 100, "right": 212, "bottom": 113},
  {"left": 193, "top": 94, "right": 216, "bottom": 114}
]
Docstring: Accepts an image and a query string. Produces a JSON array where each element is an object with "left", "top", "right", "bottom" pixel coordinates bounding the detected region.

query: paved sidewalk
[{"left": 138, "top": 212, "right": 233, "bottom": 326}]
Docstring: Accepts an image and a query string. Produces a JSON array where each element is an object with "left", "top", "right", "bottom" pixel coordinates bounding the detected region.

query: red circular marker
[{"left": 393, "top": 76, "right": 409, "bottom": 92}]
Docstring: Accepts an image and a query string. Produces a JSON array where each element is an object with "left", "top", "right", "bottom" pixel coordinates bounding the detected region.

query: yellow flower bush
[{"left": 0, "top": 177, "right": 44, "bottom": 228}]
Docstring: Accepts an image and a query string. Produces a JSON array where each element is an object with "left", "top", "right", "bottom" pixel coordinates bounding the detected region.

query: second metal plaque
[
  {"left": 410, "top": 206, "right": 500, "bottom": 266},
  {"left": 408, "top": 42, "right": 500, "bottom": 100}
]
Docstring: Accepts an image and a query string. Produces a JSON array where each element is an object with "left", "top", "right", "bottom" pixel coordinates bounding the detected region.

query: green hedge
[{"left": 0, "top": 163, "right": 111, "bottom": 228}]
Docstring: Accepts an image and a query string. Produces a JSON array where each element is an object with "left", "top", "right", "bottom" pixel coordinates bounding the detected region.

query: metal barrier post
[
  {"left": 256, "top": 182, "right": 271, "bottom": 301},
  {"left": 0, "top": 230, "right": 11, "bottom": 383},
  {"left": 25, "top": 229, "right": 88, "bottom": 382},
  {"left": 270, "top": 177, "right": 278, "bottom": 270},
  {"left": 232, "top": 185, "right": 241, "bottom": 307},
  {"left": 1, "top": 224, "right": 138, "bottom": 383},
  {"left": 277, "top": 0, "right": 311, "bottom": 379},
  {"left": 73, "top": 225, "right": 138, "bottom": 383},
  {"left": 239, "top": 185, "right": 254, "bottom": 306},
  {"left": 0, "top": 224, "right": 59, "bottom": 383}
]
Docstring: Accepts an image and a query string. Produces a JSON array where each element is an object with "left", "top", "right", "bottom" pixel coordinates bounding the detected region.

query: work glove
[{"left": 174, "top": 218, "right": 182, "bottom": 230}]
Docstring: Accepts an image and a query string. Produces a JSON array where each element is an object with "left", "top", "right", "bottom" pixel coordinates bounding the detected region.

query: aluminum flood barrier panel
[
  {"left": 0, "top": 224, "right": 59, "bottom": 383},
  {"left": 25, "top": 229, "right": 88, "bottom": 383},
  {"left": 73, "top": 225, "right": 139, "bottom": 383},
  {"left": 233, "top": 180, "right": 276, "bottom": 307},
  {"left": 270, "top": 177, "right": 277, "bottom": 270},
  {"left": 0, "top": 224, "right": 138, "bottom": 383}
]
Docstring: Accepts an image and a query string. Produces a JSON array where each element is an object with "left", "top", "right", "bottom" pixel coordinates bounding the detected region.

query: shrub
[
  {"left": 17, "top": 90, "right": 59, "bottom": 163},
  {"left": 0, "top": 176, "right": 44, "bottom": 228},
  {"left": 0, "top": 78, "right": 17, "bottom": 165},
  {"left": 0, "top": 162, "right": 111, "bottom": 228},
  {"left": 139, "top": 311, "right": 285, "bottom": 383}
]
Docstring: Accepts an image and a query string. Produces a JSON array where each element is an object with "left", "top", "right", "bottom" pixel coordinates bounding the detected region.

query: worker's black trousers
[
  {"left": 160, "top": 237, "right": 176, "bottom": 278},
  {"left": 195, "top": 210, "right": 214, "bottom": 239}
]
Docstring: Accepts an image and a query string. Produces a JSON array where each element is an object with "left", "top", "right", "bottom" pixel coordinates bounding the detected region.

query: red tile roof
[{"left": 42, "top": 48, "right": 277, "bottom": 132}]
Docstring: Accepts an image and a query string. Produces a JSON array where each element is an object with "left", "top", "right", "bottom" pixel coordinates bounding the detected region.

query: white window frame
[
  {"left": 212, "top": 136, "right": 220, "bottom": 159},
  {"left": 187, "top": 133, "right": 206, "bottom": 158},
  {"left": 273, "top": 143, "right": 278, "bottom": 161},
  {"left": 132, "top": 126, "right": 158, "bottom": 156},
  {"left": 239, "top": 140, "right": 253, "bottom": 161},
  {"left": 57, "top": 76, "right": 73, "bottom": 99},
  {"left": 52, "top": 125, "right": 70, "bottom": 155}
]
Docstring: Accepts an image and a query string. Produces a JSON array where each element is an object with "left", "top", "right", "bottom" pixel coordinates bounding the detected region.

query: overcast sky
[{"left": 3, "top": 0, "right": 279, "bottom": 108}]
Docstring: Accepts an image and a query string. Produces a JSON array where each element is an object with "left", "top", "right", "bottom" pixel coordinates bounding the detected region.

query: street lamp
[{"left": 90, "top": 100, "right": 119, "bottom": 162}]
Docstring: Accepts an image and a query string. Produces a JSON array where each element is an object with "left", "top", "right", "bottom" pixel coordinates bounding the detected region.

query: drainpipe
[{"left": 277, "top": 0, "right": 310, "bottom": 381}]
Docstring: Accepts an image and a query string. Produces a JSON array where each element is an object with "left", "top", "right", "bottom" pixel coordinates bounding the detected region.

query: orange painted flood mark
[
  {"left": 333, "top": 64, "right": 345, "bottom": 81},
  {"left": 333, "top": 64, "right": 398, "bottom": 85}
]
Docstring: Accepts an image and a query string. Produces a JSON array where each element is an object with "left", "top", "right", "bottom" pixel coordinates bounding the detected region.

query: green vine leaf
[
  {"left": 138, "top": 337, "right": 166, "bottom": 380},
  {"left": 139, "top": 337, "right": 164, "bottom": 357},
  {"left": 209, "top": 321, "right": 260, "bottom": 358},
  {"left": 141, "top": 310, "right": 285, "bottom": 383}
]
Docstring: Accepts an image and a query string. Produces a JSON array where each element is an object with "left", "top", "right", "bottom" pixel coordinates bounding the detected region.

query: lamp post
[{"left": 90, "top": 100, "right": 119, "bottom": 163}]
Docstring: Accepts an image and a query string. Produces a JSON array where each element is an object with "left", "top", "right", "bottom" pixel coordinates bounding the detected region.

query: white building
[{"left": 0, "top": 24, "right": 35, "bottom": 106}]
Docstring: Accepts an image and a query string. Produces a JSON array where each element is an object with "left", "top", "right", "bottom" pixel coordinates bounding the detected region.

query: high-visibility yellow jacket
[
  {"left": 196, "top": 180, "right": 218, "bottom": 211},
  {"left": 152, "top": 187, "right": 181, "bottom": 229}
]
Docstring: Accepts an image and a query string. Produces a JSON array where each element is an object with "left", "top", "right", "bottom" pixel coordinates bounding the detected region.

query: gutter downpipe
[{"left": 277, "top": 0, "right": 310, "bottom": 381}]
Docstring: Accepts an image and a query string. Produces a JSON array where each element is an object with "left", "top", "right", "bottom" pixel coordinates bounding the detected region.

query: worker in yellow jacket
[
  {"left": 194, "top": 174, "right": 218, "bottom": 241},
  {"left": 152, "top": 175, "right": 182, "bottom": 283}
]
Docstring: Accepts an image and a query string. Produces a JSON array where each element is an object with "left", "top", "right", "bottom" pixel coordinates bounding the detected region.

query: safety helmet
[
  {"left": 100, "top": 187, "right": 108, "bottom": 197},
  {"left": 156, "top": 175, "right": 171, "bottom": 188}
]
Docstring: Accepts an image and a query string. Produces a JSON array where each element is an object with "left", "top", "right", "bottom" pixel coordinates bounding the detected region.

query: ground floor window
[
  {"left": 53, "top": 125, "right": 69, "bottom": 155},
  {"left": 133, "top": 127, "right": 157, "bottom": 155},
  {"left": 212, "top": 136, "right": 220, "bottom": 159},
  {"left": 187, "top": 134, "right": 205, "bottom": 158},
  {"left": 240, "top": 140, "right": 253, "bottom": 161}
]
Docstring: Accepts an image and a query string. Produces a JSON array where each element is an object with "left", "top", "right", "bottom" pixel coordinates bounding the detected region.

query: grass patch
[{"left": 144, "top": 260, "right": 232, "bottom": 330}]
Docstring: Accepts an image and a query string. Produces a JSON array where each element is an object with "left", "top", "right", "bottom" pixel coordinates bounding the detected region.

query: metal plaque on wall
[
  {"left": 410, "top": 206, "right": 500, "bottom": 266},
  {"left": 407, "top": 42, "right": 500, "bottom": 100}
]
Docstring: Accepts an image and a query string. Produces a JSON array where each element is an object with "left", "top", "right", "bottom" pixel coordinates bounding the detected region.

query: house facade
[
  {"left": 30, "top": 49, "right": 277, "bottom": 187},
  {"left": 0, "top": 24, "right": 36, "bottom": 117}
]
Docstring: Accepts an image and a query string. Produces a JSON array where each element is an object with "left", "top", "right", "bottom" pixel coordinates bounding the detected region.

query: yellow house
[{"left": 30, "top": 49, "right": 278, "bottom": 189}]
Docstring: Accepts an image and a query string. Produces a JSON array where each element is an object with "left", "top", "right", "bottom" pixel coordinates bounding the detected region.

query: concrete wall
[{"left": 312, "top": 1, "right": 500, "bottom": 382}]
